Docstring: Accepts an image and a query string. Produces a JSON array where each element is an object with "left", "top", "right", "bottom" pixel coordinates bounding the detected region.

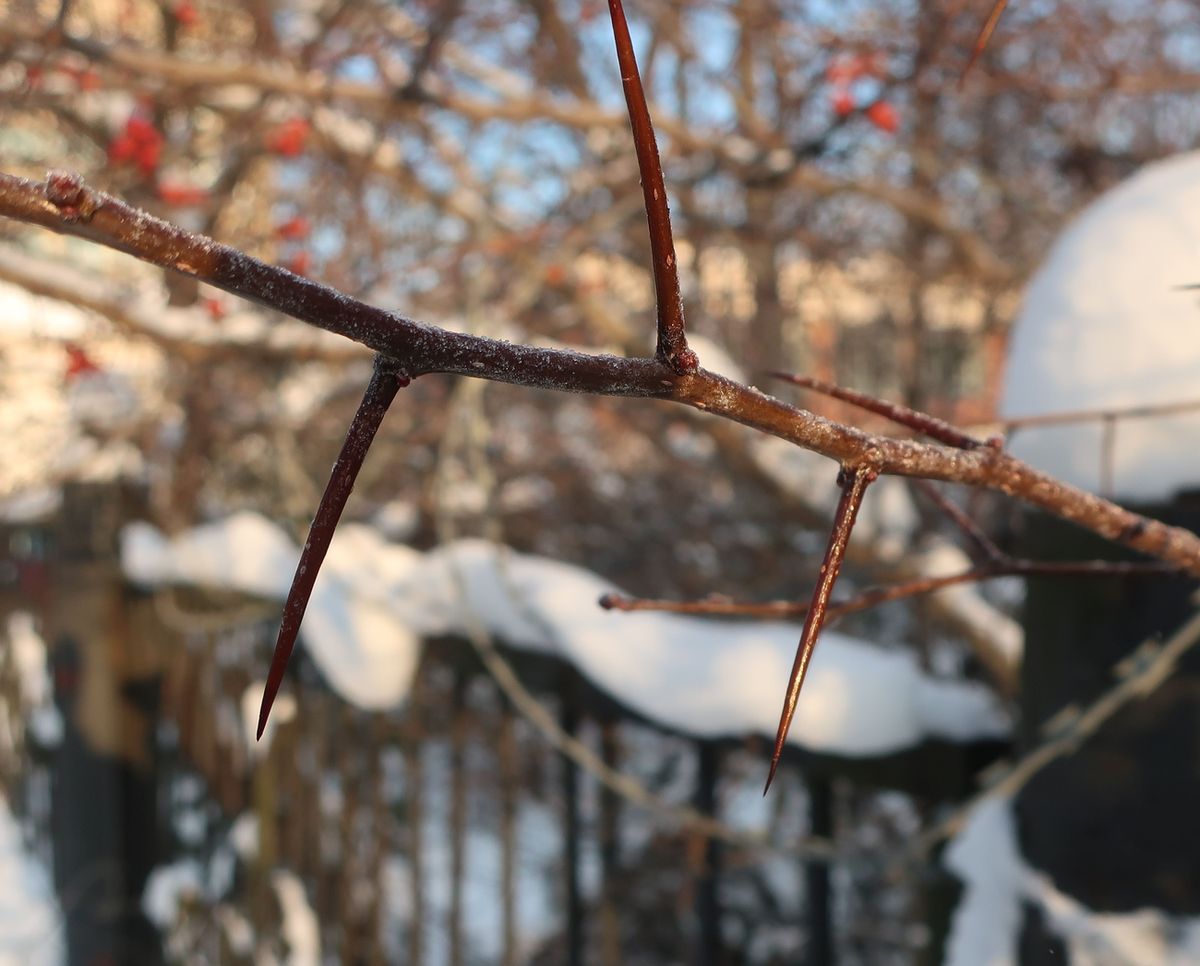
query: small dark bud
[
  {"left": 674, "top": 346, "right": 700, "bottom": 374},
  {"left": 45, "top": 170, "right": 89, "bottom": 219}
]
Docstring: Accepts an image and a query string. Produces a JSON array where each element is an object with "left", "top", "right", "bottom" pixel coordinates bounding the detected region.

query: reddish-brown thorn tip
[
  {"left": 770, "top": 372, "right": 984, "bottom": 450},
  {"left": 606, "top": 0, "right": 694, "bottom": 374},
  {"left": 765, "top": 465, "right": 877, "bottom": 794},
  {"left": 257, "top": 355, "right": 408, "bottom": 739}
]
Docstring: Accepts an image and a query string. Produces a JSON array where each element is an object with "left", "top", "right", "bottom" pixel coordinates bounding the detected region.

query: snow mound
[
  {"left": 121, "top": 514, "right": 1008, "bottom": 757},
  {"left": 0, "top": 799, "right": 63, "bottom": 966},
  {"left": 945, "top": 797, "right": 1200, "bottom": 965},
  {"left": 1002, "top": 151, "right": 1200, "bottom": 502}
]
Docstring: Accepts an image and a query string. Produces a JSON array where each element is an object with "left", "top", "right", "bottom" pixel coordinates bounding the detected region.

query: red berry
[
  {"left": 865, "top": 100, "right": 899, "bottom": 133},
  {"left": 173, "top": 1, "right": 200, "bottom": 27},
  {"left": 266, "top": 118, "right": 310, "bottom": 158},
  {"left": 832, "top": 90, "right": 855, "bottom": 117},
  {"left": 64, "top": 343, "right": 101, "bottom": 380},
  {"left": 285, "top": 252, "right": 311, "bottom": 276},
  {"left": 156, "top": 181, "right": 209, "bottom": 206},
  {"left": 135, "top": 140, "right": 162, "bottom": 176},
  {"left": 274, "top": 216, "right": 311, "bottom": 240},
  {"left": 108, "top": 135, "right": 136, "bottom": 164},
  {"left": 125, "top": 116, "right": 158, "bottom": 143}
]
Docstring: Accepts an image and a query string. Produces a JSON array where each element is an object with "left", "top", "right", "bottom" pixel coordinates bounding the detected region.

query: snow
[
  {"left": 911, "top": 544, "right": 1024, "bottom": 668},
  {"left": 0, "top": 487, "right": 61, "bottom": 524},
  {"left": 123, "top": 513, "right": 298, "bottom": 601},
  {"left": 120, "top": 513, "right": 1008, "bottom": 757},
  {"left": 142, "top": 859, "right": 204, "bottom": 929},
  {"left": 0, "top": 282, "right": 159, "bottom": 502},
  {"left": 943, "top": 799, "right": 1024, "bottom": 966},
  {"left": 4, "top": 614, "right": 63, "bottom": 747},
  {"left": 0, "top": 798, "right": 62, "bottom": 966},
  {"left": 216, "top": 906, "right": 255, "bottom": 957},
  {"left": 687, "top": 334, "right": 748, "bottom": 384},
  {"left": 944, "top": 796, "right": 1200, "bottom": 966},
  {"left": 229, "top": 814, "right": 260, "bottom": 860},
  {"left": 272, "top": 871, "right": 320, "bottom": 966},
  {"left": 1002, "top": 150, "right": 1200, "bottom": 502}
]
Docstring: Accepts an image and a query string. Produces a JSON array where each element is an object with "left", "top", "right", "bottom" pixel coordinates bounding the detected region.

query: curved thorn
[
  {"left": 764, "top": 466, "right": 877, "bottom": 793},
  {"left": 257, "top": 355, "right": 409, "bottom": 739}
]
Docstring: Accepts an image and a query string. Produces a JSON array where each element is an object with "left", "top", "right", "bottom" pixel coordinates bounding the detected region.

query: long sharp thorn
[
  {"left": 257, "top": 355, "right": 409, "bottom": 739},
  {"left": 606, "top": 0, "right": 695, "bottom": 374},
  {"left": 764, "top": 466, "right": 876, "bottom": 794},
  {"left": 769, "top": 372, "right": 984, "bottom": 450}
]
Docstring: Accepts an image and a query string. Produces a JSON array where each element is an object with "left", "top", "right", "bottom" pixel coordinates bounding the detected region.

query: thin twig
[
  {"left": 999, "top": 396, "right": 1200, "bottom": 430},
  {"left": 606, "top": 0, "right": 695, "bottom": 373},
  {"left": 257, "top": 354, "right": 408, "bottom": 738},
  {"left": 601, "top": 558, "right": 1181, "bottom": 621},
  {"left": 901, "top": 604, "right": 1200, "bottom": 864},
  {"left": 766, "top": 465, "right": 877, "bottom": 793},
  {"left": 772, "top": 372, "right": 989, "bottom": 451},
  {"left": 961, "top": 0, "right": 1010, "bottom": 83},
  {"left": 912, "top": 479, "right": 1004, "bottom": 562}
]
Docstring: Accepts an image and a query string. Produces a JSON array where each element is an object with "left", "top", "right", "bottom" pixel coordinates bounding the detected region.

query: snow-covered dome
[{"left": 1001, "top": 151, "right": 1200, "bottom": 503}]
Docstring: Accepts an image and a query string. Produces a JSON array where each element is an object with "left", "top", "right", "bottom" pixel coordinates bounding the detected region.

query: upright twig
[
  {"left": 1099, "top": 413, "right": 1117, "bottom": 497},
  {"left": 256, "top": 355, "right": 409, "bottom": 738},
  {"left": 765, "top": 465, "right": 877, "bottom": 793},
  {"left": 606, "top": 0, "right": 696, "bottom": 374},
  {"left": 961, "top": 0, "right": 1011, "bottom": 83}
]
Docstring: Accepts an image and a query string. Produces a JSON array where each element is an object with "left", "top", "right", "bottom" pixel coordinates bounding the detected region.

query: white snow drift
[{"left": 121, "top": 512, "right": 1007, "bottom": 758}]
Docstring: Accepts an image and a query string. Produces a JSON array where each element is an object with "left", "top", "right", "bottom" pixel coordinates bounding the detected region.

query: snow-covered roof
[
  {"left": 120, "top": 513, "right": 1008, "bottom": 758},
  {"left": 1001, "top": 151, "right": 1200, "bottom": 502}
]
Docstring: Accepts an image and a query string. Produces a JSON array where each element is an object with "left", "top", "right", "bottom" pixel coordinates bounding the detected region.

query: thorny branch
[
  {"left": 6, "top": 166, "right": 1200, "bottom": 769},
  {"left": 3, "top": 174, "right": 1197, "bottom": 575},
  {"left": 5, "top": 2, "right": 1200, "bottom": 785}
]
